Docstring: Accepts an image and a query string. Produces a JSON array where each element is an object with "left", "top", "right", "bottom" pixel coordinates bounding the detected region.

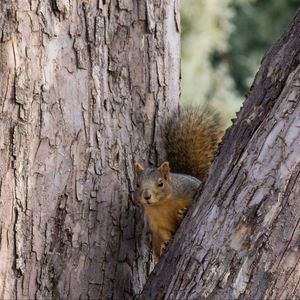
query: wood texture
[
  {"left": 0, "top": 1, "right": 180, "bottom": 299},
  {"left": 140, "top": 8, "right": 300, "bottom": 300}
]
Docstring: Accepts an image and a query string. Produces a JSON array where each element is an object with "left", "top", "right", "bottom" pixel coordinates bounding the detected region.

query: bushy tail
[{"left": 165, "top": 106, "right": 223, "bottom": 180}]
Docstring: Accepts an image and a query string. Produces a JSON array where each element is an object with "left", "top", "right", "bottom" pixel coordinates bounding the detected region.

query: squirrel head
[{"left": 134, "top": 161, "right": 172, "bottom": 206}]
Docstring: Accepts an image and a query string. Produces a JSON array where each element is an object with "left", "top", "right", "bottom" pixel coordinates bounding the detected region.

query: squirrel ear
[
  {"left": 159, "top": 161, "right": 170, "bottom": 181},
  {"left": 135, "top": 162, "right": 144, "bottom": 175}
]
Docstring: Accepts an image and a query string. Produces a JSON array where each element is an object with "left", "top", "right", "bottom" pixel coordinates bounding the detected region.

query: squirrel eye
[
  {"left": 136, "top": 183, "right": 140, "bottom": 188},
  {"left": 158, "top": 180, "right": 163, "bottom": 187}
]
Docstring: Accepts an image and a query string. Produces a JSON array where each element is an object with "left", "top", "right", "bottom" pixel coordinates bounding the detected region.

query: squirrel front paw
[
  {"left": 160, "top": 241, "right": 170, "bottom": 256},
  {"left": 177, "top": 207, "right": 188, "bottom": 220}
]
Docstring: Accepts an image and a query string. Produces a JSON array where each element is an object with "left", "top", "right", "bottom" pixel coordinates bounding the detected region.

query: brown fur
[
  {"left": 143, "top": 196, "right": 190, "bottom": 258},
  {"left": 135, "top": 108, "right": 222, "bottom": 258},
  {"left": 135, "top": 162, "right": 193, "bottom": 258},
  {"left": 165, "top": 107, "right": 223, "bottom": 180}
]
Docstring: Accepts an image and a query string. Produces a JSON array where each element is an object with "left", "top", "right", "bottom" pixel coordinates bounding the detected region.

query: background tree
[
  {"left": 141, "top": 8, "right": 300, "bottom": 299},
  {"left": 0, "top": 1, "right": 180, "bottom": 299},
  {"left": 181, "top": 0, "right": 240, "bottom": 119},
  {"left": 229, "top": 0, "right": 300, "bottom": 95},
  {"left": 181, "top": 0, "right": 299, "bottom": 122}
]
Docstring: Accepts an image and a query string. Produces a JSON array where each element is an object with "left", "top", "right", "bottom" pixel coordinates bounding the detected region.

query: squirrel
[{"left": 135, "top": 107, "right": 223, "bottom": 259}]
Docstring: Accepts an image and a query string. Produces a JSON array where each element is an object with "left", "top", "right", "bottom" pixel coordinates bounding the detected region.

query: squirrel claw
[
  {"left": 160, "top": 241, "right": 169, "bottom": 256},
  {"left": 177, "top": 207, "right": 188, "bottom": 219}
]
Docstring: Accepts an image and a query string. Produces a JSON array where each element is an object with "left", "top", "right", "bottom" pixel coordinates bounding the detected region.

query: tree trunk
[
  {"left": 0, "top": 1, "right": 180, "bottom": 299},
  {"left": 140, "top": 8, "right": 300, "bottom": 300}
]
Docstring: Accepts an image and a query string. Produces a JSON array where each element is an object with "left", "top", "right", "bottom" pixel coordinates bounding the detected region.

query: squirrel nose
[{"left": 143, "top": 190, "right": 152, "bottom": 201}]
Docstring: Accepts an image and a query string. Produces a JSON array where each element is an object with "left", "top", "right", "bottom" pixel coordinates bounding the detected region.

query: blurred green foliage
[
  {"left": 181, "top": 0, "right": 300, "bottom": 124},
  {"left": 229, "top": 0, "right": 299, "bottom": 94}
]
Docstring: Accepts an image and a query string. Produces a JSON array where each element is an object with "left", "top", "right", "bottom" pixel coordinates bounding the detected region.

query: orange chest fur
[{"left": 143, "top": 197, "right": 190, "bottom": 234}]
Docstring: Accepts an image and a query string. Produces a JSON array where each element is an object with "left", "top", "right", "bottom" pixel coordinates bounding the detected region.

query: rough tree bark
[
  {"left": 0, "top": 1, "right": 180, "bottom": 299},
  {"left": 140, "top": 9, "right": 300, "bottom": 300}
]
